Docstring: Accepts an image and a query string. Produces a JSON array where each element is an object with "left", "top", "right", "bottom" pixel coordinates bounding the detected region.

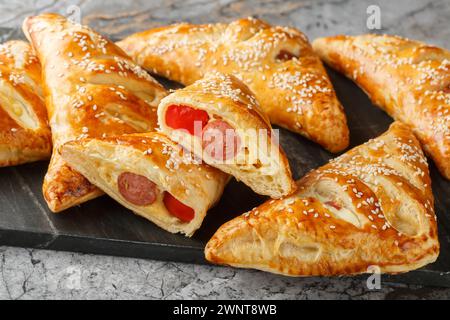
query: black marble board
[{"left": 0, "top": 27, "right": 449, "bottom": 288}]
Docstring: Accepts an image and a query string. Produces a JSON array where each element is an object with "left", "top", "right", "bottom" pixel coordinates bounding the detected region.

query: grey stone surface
[
  {"left": 2, "top": 246, "right": 450, "bottom": 300},
  {"left": 0, "top": 0, "right": 449, "bottom": 48},
  {"left": 0, "top": 0, "right": 449, "bottom": 299}
]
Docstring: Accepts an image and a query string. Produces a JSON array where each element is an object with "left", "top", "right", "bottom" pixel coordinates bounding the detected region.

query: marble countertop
[{"left": 1, "top": 0, "right": 450, "bottom": 299}]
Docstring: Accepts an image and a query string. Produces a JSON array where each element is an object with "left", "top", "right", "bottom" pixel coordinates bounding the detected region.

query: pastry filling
[
  {"left": 165, "top": 105, "right": 210, "bottom": 135},
  {"left": 163, "top": 192, "right": 195, "bottom": 222},
  {"left": 202, "top": 120, "right": 241, "bottom": 161},
  {"left": 444, "top": 84, "right": 450, "bottom": 93},
  {"left": 275, "top": 50, "right": 298, "bottom": 61},
  {"left": 166, "top": 104, "right": 241, "bottom": 161},
  {"left": 117, "top": 172, "right": 195, "bottom": 222},
  {"left": 118, "top": 172, "right": 158, "bottom": 206},
  {"left": 324, "top": 200, "right": 342, "bottom": 211}
]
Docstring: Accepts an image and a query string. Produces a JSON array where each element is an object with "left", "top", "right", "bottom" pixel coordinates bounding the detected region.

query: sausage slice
[
  {"left": 117, "top": 172, "right": 158, "bottom": 206},
  {"left": 202, "top": 120, "right": 241, "bottom": 161}
]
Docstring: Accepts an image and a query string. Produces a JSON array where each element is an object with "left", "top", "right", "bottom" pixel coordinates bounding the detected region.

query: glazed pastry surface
[
  {"left": 158, "top": 72, "right": 296, "bottom": 198},
  {"left": 23, "top": 13, "right": 167, "bottom": 212},
  {"left": 206, "top": 122, "right": 439, "bottom": 276},
  {"left": 313, "top": 34, "right": 450, "bottom": 179},
  {"left": 118, "top": 18, "right": 349, "bottom": 153},
  {"left": 61, "top": 132, "right": 229, "bottom": 236},
  {"left": 0, "top": 40, "right": 51, "bottom": 167}
]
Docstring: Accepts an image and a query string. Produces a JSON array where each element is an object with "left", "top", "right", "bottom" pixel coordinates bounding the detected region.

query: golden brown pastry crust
[
  {"left": 313, "top": 34, "right": 450, "bottom": 179},
  {"left": 0, "top": 40, "right": 51, "bottom": 167},
  {"left": 205, "top": 122, "right": 439, "bottom": 276},
  {"left": 61, "top": 132, "right": 229, "bottom": 236},
  {"left": 23, "top": 13, "right": 167, "bottom": 212},
  {"left": 118, "top": 18, "right": 349, "bottom": 153},
  {"left": 158, "top": 72, "right": 296, "bottom": 198}
]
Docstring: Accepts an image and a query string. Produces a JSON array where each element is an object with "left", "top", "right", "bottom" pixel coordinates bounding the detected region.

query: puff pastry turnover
[
  {"left": 158, "top": 72, "right": 296, "bottom": 198},
  {"left": 313, "top": 34, "right": 450, "bottom": 179},
  {"left": 118, "top": 18, "right": 349, "bottom": 153},
  {"left": 23, "top": 13, "right": 167, "bottom": 212},
  {"left": 0, "top": 40, "right": 51, "bottom": 167},
  {"left": 206, "top": 122, "right": 439, "bottom": 275},
  {"left": 61, "top": 132, "right": 228, "bottom": 236}
]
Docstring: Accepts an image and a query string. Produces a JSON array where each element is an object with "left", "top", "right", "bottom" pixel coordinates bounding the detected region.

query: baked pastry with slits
[
  {"left": 206, "top": 122, "right": 439, "bottom": 275},
  {"left": 0, "top": 40, "right": 51, "bottom": 167},
  {"left": 313, "top": 34, "right": 450, "bottom": 179},
  {"left": 118, "top": 18, "right": 349, "bottom": 153},
  {"left": 23, "top": 13, "right": 167, "bottom": 212},
  {"left": 61, "top": 132, "right": 228, "bottom": 236},
  {"left": 158, "top": 72, "right": 296, "bottom": 198}
]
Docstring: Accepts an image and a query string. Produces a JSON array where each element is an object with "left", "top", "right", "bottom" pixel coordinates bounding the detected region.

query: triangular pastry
[
  {"left": 118, "top": 18, "right": 349, "bottom": 153},
  {"left": 205, "top": 122, "right": 439, "bottom": 275},
  {"left": 0, "top": 40, "right": 51, "bottom": 167},
  {"left": 158, "top": 72, "right": 296, "bottom": 198},
  {"left": 313, "top": 34, "right": 450, "bottom": 179},
  {"left": 23, "top": 13, "right": 167, "bottom": 212},
  {"left": 61, "top": 132, "right": 229, "bottom": 236}
]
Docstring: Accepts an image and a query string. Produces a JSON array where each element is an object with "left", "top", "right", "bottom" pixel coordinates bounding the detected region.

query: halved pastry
[
  {"left": 23, "top": 13, "right": 167, "bottom": 212},
  {"left": 0, "top": 40, "right": 51, "bottom": 167},
  {"left": 158, "top": 72, "right": 296, "bottom": 199},
  {"left": 61, "top": 132, "right": 228, "bottom": 236},
  {"left": 312, "top": 34, "right": 450, "bottom": 179},
  {"left": 118, "top": 18, "right": 349, "bottom": 153},
  {"left": 206, "top": 122, "right": 439, "bottom": 275}
]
